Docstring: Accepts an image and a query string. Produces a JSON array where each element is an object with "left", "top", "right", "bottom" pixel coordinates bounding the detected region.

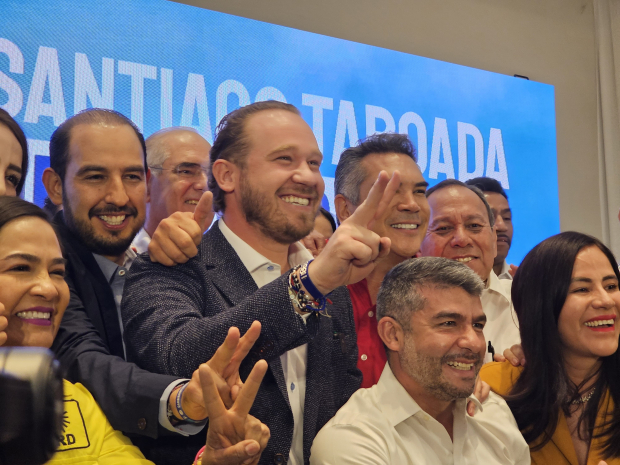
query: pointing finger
[{"left": 347, "top": 171, "right": 390, "bottom": 227}]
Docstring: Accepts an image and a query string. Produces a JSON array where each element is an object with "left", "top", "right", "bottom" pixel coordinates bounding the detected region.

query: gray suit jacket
[{"left": 121, "top": 223, "right": 361, "bottom": 465}]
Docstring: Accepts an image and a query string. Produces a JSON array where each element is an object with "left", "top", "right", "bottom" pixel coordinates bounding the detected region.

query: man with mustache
[
  {"left": 333, "top": 133, "right": 430, "bottom": 387},
  {"left": 419, "top": 179, "right": 519, "bottom": 363},
  {"left": 41, "top": 109, "right": 233, "bottom": 451},
  {"left": 465, "top": 177, "right": 515, "bottom": 280},
  {"left": 122, "top": 100, "right": 398, "bottom": 465},
  {"left": 310, "top": 257, "right": 530, "bottom": 465},
  {"left": 132, "top": 127, "right": 211, "bottom": 254}
]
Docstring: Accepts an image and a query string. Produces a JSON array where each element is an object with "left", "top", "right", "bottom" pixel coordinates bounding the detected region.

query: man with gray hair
[
  {"left": 419, "top": 179, "right": 518, "bottom": 362},
  {"left": 310, "top": 257, "right": 530, "bottom": 465},
  {"left": 132, "top": 127, "right": 211, "bottom": 254}
]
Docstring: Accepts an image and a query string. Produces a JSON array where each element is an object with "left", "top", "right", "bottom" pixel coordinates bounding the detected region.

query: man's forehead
[
  {"left": 68, "top": 123, "right": 143, "bottom": 166},
  {"left": 429, "top": 186, "right": 487, "bottom": 220},
  {"left": 245, "top": 110, "right": 319, "bottom": 154},
  {"left": 416, "top": 285, "right": 484, "bottom": 318},
  {"left": 361, "top": 152, "right": 423, "bottom": 179}
]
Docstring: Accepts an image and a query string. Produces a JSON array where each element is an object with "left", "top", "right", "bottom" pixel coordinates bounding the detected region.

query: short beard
[
  {"left": 239, "top": 176, "right": 316, "bottom": 245},
  {"left": 400, "top": 334, "right": 480, "bottom": 401},
  {"left": 62, "top": 193, "right": 141, "bottom": 257}
]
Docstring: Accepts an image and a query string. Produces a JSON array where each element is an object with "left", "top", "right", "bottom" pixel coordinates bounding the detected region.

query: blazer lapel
[
  {"left": 55, "top": 214, "right": 125, "bottom": 358},
  {"left": 203, "top": 223, "right": 291, "bottom": 404}
]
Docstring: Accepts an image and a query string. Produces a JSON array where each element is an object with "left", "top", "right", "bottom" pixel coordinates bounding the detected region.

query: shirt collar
[
  {"left": 375, "top": 363, "right": 483, "bottom": 428},
  {"left": 486, "top": 269, "right": 512, "bottom": 302},
  {"left": 131, "top": 228, "right": 151, "bottom": 255},
  {"left": 218, "top": 218, "right": 313, "bottom": 273},
  {"left": 92, "top": 248, "right": 137, "bottom": 282},
  {"left": 498, "top": 260, "right": 513, "bottom": 280}
]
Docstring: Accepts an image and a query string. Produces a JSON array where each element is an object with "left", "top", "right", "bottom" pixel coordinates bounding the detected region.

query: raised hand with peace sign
[
  {"left": 307, "top": 170, "right": 400, "bottom": 296},
  {"left": 197, "top": 359, "right": 270, "bottom": 465}
]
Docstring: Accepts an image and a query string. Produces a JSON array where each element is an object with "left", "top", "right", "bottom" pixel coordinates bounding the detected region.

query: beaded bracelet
[{"left": 288, "top": 264, "right": 327, "bottom": 313}]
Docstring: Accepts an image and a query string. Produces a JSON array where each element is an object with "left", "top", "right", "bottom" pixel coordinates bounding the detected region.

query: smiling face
[
  {"left": 557, "top": 246, "right": 620, "bottom": 362},
  {"left": 0, "top": 123, "right": 23, "bottom": 197},
  {"left": 146, "top": 131, "right": 211, "bottom": 233},
  {"left": 61, "top": 123, "right": 146, "bottom": 258},
  {"left": 351, "top": 153, "right": 429, "bottom": 259},
  {"left": 420, "top": 186, "right": 497, "bottom": 280},
  {"left": 399, "top": 285, "right": 486, "bottom": 401},
  {"left": 484, "top": 192, "right": 512, "bottom": 266},
  {"left": 0, "top": 217, "right": 69, "bottom": 348},
  {"left": 234, "top": 110, "right": 324, "bottom": 244}
]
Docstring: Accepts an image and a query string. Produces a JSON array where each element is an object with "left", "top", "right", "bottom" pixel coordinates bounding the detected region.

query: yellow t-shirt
[{"left": 46, "top": 380, "right": 153, "bottom": 465}]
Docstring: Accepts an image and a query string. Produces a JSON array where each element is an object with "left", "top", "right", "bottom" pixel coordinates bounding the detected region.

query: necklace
[{"left": 571, "top": 387, "right": 596, "bottom": 405}]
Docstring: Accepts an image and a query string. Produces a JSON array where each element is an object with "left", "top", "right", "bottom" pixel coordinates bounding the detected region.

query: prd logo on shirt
[{"left": 57, "top": 399, "right": 90, "bottom": 451}]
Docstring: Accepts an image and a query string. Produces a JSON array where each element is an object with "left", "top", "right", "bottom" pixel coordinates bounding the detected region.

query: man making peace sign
[{"left": 121, "top": 101, "right": 400, "bottom": 465}]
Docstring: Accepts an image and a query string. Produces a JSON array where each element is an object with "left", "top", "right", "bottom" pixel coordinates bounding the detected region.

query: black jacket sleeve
[{"left": 52, "top": 274, "right": 180, "bottom": 439}]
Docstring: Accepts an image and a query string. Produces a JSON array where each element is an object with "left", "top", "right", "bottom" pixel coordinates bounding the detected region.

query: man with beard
[
  {"left": 41, "top": 109, "right": 253, "bottom": 453},
  {"left": 419, "top": 180, "right": 519, "bottom": 363},
  {"left": 465, "top": 177, "right": 515, "bottom": 280},
  {"left": 334, "top": 133, "right": 430, "bottom": 387},
  {"left": 310, "top": 257, "right": 530, "bottom": 465},
  {"left": 122, "top": 100, "right": 398, "bottom": 465}
]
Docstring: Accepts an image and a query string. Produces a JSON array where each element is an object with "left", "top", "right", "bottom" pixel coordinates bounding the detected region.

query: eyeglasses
[{"left": 150, "top": 162, "right": 208, "bottom": 180}]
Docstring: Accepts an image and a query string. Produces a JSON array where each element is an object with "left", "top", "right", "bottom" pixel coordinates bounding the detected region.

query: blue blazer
[{"left": 122, "top": 222, "right": 361, "bottom": 465}]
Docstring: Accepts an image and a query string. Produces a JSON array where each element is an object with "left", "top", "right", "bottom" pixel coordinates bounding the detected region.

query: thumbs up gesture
[
  {"left": 148, "top": 190, "right": 214, "bottom": 266},
  {"left": 307, "top": 170, "right": 400, "bottom": 295}
]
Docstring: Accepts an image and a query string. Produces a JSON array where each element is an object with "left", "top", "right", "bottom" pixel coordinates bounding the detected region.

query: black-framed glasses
[{"left": 150, "top": 162, "right": 208, "bottom": 180}]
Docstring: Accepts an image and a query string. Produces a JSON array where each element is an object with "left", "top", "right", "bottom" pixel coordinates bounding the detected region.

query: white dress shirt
[
  {"left": 131, "top": 227, "right": 151, "bottom": 255},
  {"left": 481, "top": 270, "right": 520, "bottom": 363},
  {"left": 497, "top": 260, "right": 513, "bottom": 280},
  {"left": 219, "top": 219, "right": 312, "bottom": 465},
  {"left": 310, "top": 364, "right": 530, "bottom": 465}
]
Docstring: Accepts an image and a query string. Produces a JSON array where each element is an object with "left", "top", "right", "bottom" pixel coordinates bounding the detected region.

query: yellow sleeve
[
  {"left": 479, "top": 360, "right": 523, "bottom": 396},
  {"left": 45, "top": 380, "right": 153, "bottom": 465}
]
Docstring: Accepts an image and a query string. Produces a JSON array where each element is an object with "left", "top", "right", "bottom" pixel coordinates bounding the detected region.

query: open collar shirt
[
  {"left": 481, "top": 270, "right": 520, "bottom": 363},
  {"left": 310, "top": 363, "right": 530, "bottom": 465},
  {"left": 497, "top": 260, "right": 513, "bottom": 280},
  {"left": 219, "top": 219, "right": 312, "bottom": 465}
]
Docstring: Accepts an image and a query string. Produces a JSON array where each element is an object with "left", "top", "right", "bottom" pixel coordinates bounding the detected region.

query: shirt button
[
  {"left": 118, "top": 269, "right": 126, "bottom": 276},
  {"left": 290, "top": 382, "right": 295, "bottom": 391},
  {"left": 137, "top": 418, "right": 147, "bottom": 430},
  {"left": 361, "top": 354, "right": 368, "bottom": 361},
  {"left": 267, "top": 265, "right": 274, "bottom": 271},
  {"left": 368, "top": 311, "right": 374, "bottom": 317}
]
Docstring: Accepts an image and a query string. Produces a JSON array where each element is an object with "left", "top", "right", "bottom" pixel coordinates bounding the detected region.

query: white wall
[{"left": 172, "top": 0, "right": 600, "bottom": 238}]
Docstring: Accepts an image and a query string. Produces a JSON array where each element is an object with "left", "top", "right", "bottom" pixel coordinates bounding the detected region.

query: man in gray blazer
[{"left": 122, "top": 100, "right": 400, "bottom": 465}]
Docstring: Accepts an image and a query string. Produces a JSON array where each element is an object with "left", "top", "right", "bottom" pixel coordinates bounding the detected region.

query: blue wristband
[
  {"left": 299, "top": 260, "right": 324, "bottom": 300},
  {"left": 175, "top": 382, "right": 205, "bottom": 425}
]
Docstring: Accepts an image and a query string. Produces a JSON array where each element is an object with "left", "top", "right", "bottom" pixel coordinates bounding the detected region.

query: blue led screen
[{"left": 0, "top": 0, "right": 558, "bottom": 264}]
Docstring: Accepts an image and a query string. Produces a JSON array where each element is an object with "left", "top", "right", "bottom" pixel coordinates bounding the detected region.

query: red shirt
[{"left": 347, "top": 279, "right": 387, "bottom": 388}]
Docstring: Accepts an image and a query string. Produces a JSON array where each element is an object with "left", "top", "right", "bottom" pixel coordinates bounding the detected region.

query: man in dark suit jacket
[
  {"left": 122, "top": 101, "right": 401, "bottom": 465},
  {"left": 41, "top": 108, "right": 218, "bottom": 441}
]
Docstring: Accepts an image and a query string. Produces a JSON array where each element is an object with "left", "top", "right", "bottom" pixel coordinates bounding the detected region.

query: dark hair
[
  {"left": 334, "top": 133, "right": 417, "bottom": 206},
  {"left": 426, "top": 179, "right": 495, "bottom": 227},
  {"left": 0, "top": 196, "right": 52, "bottom": 232},
  {"left": 507, "top": 231, "right": 620, "bottom": 458},
  {"left": 465, "top": 177, "right": 508, "bottom": 199},
  {"left": 0, "top": 108, "right": 29, "bottom": 195},
  {"left": 49, "top": 108, "right": 147, "bottom": 183},
  {"left": 317, "top": 207, "right": 336, "bottom": 234},
  {"left": 208, "top": 100, "right": 301, "bottom": 213}
]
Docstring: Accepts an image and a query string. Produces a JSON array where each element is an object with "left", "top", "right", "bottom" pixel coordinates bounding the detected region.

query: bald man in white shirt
[{"left": 310, "top": 257, "right": 529, "bottom": 465}]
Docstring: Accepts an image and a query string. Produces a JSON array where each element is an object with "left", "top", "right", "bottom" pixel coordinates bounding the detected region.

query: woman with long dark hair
[
  {"left": 0, "top": 108, "right": 28, "bottom": 197},
  {"left": 480, "top": 231, "right": 620, "bottom": 465}
]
